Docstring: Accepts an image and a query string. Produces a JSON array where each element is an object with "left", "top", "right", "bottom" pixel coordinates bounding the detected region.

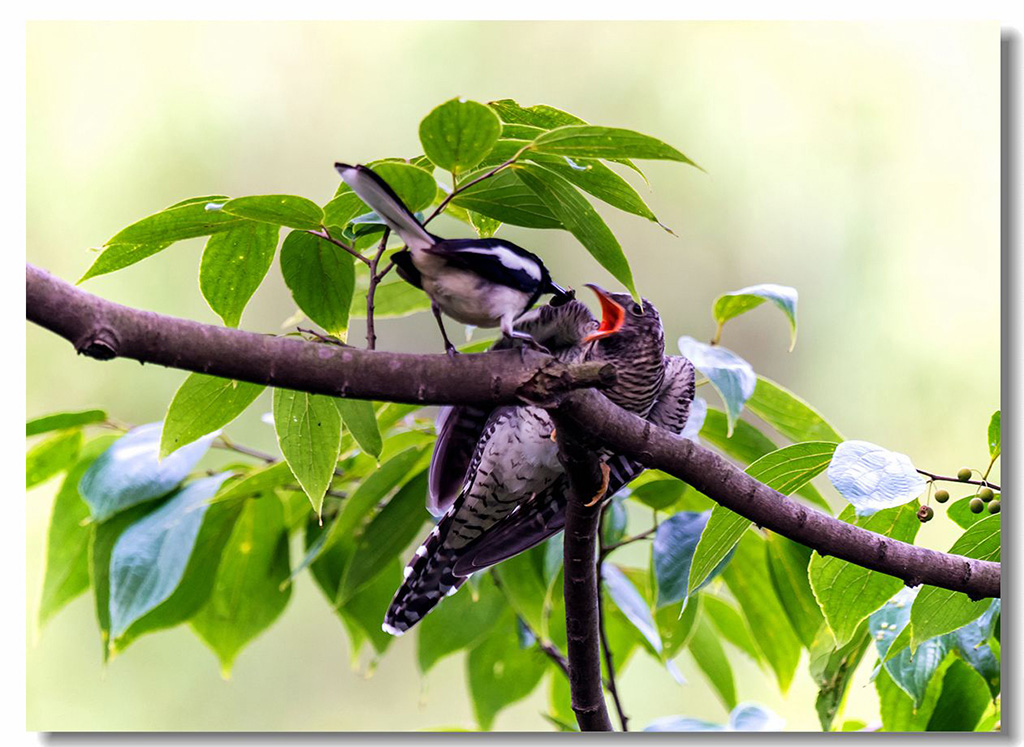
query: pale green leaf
[
  {"left": 272, "top": 389, "right": 342, "bottom": 516},
  {"left": 530, "top": 125, "right": 699, "bottom": 167},
  {"left": 419, "top": 98, "right": 502, "bottom": 175},
  {"left": 160, "top": 374, "right": 265, "bottom": 458},
  {"left": 27, "top": 429, "right": 82, "bottom": 488},
  {"left": 220, "top": 194, "right": 324, "bottom": 230},
  {"left": 279, "top": 230, "right": 355, "bottom": 337},
  {"left": 199, "top": 221, "right": 280, "bottom": 327},
  {"left": 27, "top": 409, "right": 106, "bottom": 437},
  {"left": 713, "top": 284, "right": 798, "bottom": 351},
  {"left": 747, "top": 376, "right": 843, "bottom": 443},
  {"left": 334, "top": 399, "right": 382, "bottom": 460}
]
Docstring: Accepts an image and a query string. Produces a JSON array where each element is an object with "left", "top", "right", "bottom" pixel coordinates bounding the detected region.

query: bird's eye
[{"left": 630, "top": 303, "right": 644, "bottom": 316}]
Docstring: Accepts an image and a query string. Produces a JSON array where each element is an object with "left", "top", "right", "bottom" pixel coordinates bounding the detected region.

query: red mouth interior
[{"left": 584, "top": 285, "right": 625, "bottom": 341}]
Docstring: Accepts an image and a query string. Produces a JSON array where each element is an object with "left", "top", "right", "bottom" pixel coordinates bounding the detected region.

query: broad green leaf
[
  {"left": 603, "top": 563, "right": 662, "bottom": 653},
  {"left": 656, "top": 511, "right": 730, "bottom": 606},
  {"left": 272, "top": 388, "right": 342, "bottom": 516},
  {"left": 526, "top": 153, "right": 660, "bottom": 224},
  {"left": 601, "top": 496, "right": 628, "bottom": 545},
  {"left": 629, "top": 478, "right": 687, "bottom": 511},
  {"left": 885, "top": 632, "right": 954, "bottom": 707},
  {"left": 280, "top": 230, "right": 355, "bottom": 337},
  {"left": 191, "top": 493, "right": 291, "bottom": 676},
  {"left": 746, "top": 376, "right": 843, "bottom": 443},
  {"left": 107, "top": 198, "right": 245, "bottom": 246},
  {"left": 987, "top": 410, "right": 1000, "bottom": 459},
  {"left": 926, "top": 660, "right": 990, "bottom": 731},
  {"left": 350, "top": 275, "right": 432, "bottom": 320},
  {"left": 27, "top": 409, "right": 106, "bottom": 437},
  {"left": 765, "top": 533, "right": 824, "bottom": 648},
  {"left": 827, "top": 440, "right": 926, "bottom": 516},
  {"left": 703, "top": 595, "right": 762, "bottom": 663},
  {"left": 947, "top": 494, "right": 996, "bottom": 530},
  {"left": 488, "top": 99, "right": 586, "bottom": 129},
  {"left": 160, "top": 374, "right": 265, "bottom": 458},
  {"left": 656, "top": 594, "right": 700, "bottom": 659},
  {"left": 688, "top": 617, "right": 737, "bottom": 709},
  {"left": 677, "top": 337, "right": 755, "bottom": 435},
  {"left": 213, "top": 460, "right": 295, "bottom": 504},
  {"left": 334, "top": 399, "right": 382, "bottom": 460},
  {"left": 469, "top": 210, "right": 502, "bottom": 238},
  {"left": 417, "top": 573, "right": 507, "bottom": 674},
  {"left": 198, "top": 221, "right": 280, "bottom": 328},
  {"left": 466, "top": 612, "right": 548, "bottom": 730},
  {"left": 80, "top": 422, "right": 215, "bottom": 522},
  {"left": 722, "top": 532, "right": 802, "bottom": 692},
  {"left": 38, "top": 435, "right": 117, "bottom": 628},
  {"left": 322, "top": 191, "right": 368, "bottom": 229},
  {"left": 808, "top": 623, "right": 871, "bottom": 731},
  {"left": 515, "top": 163, "right": 637, "bottom": 298},
  {"left": 337, "top": 470, "right": 428, "bottom": 603},
  {"left": 875, "top": 663, "right": 949, "bottom": 731},
  {"left": 338, "top": 558, "right": 404, "bottom": 657},
  {"left": 910, "top": 514, "right": 1000, "bottom": 647},
  {"left": 79, "top": 243, "right": 172, "bottom": 282},
  {"left": 219, "top": 195, "right": 324, "bottom": 230},
  {"left": 108, "top": 473, "right": 233, "bottom": 640},
  {"left": 419, "top": 98, "right": 502, "bottom": 175},
  {"left": 368, "top": 162, "right": 438, "bottom": 213},
  {"left": 331, "top": 446, "right": 425, "bottom": 547},
  {"left": 688, "top": 441, "right": 837, "bottom": 594},
  {"left": 700, "top": 408, "right": 829, "bottom": 510},
  {"left": 809, "top": 504, "right": 919, "bottom": 645},
  {"left": 950, "top": 599, "right": 1000, "bottom": 696},
  {"left": 493, "top": 551, "right": 549, "bottom": 635},
  {"left": 451, "top": 168, "right": 563, "bottom": 228},
  {"left": 713, "top": 284, "right": 798, "bottom": 351},
  {"left": 26, "top": 429, "right": 82, "bottom": 488},
  {"left": 530, "top": 125, "right": 699, "bottom": 167}
]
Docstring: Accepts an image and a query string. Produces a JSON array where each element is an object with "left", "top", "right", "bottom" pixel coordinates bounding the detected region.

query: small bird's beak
[{"left": 582, "top": 284, "right": 626, "bottom": 343}]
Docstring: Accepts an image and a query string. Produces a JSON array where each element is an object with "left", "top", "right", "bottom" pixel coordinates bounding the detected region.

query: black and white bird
[
  {"left": 383, "top": 285, "right": 677, "bottom": 636},
  {"left": 335, "top": 163, "right": 571, "bottom": 354}
]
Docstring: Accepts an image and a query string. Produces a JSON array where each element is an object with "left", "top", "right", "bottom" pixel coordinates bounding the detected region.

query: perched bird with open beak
[
  {"left": 382, "top": 285, "right": 671, "bottom": 636},
  {"left": 335, "top": 163, "right": 571, "bottom": 354}
]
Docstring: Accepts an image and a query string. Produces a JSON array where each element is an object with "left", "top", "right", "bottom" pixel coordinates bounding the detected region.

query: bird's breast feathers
[{"left": 419, "top": 267, "right": 532, "bottom": 327}]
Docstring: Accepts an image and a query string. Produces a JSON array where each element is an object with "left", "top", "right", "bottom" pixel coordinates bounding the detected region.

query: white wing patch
[{"left": 456, "top": 246, "right": 542, "bottom": 281}]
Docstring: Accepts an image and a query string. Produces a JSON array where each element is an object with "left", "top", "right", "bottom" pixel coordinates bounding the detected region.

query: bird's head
[{"left": 582, "top": 284, "right": 664, "bottom": 353}]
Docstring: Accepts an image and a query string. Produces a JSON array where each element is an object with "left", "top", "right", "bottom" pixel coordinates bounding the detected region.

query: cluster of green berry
[{"left": 918, "top": 467, "right": 1000, "bottom": 523}]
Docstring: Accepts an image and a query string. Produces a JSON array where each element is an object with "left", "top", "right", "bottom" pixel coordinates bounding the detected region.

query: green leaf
[
  {"left": 926, "top": 659, "right": 991, "bottom": 731},
  {"left": 987, "top": 410, "right": 1000, "bottom": 459},
  {"left": 688, "top": 617, "right": 737, "bottom": 709},
  {"left": 26, "top": 429, "right": 82, "bottom": 488},
  {"left": 337, "top": 470, "right": 428, "bottom": 603},
  {"left": 466, "top": 612, "right": 548, "bottom": 730},
  {"left": 107, "top": 198, "right": 245, "bottom": 246},
  {"left": 703, "top": 595, "right": 762, "bottom": 663},
  {"left": 656, "top": 594, "right": 700, "bottom": 659},
  {"left": 338, "top": 558, "right": 404, "bottom": 657},
  {"left": 722, "top": 532, "right": 802, "bottom": 692},
  {"left": 279, "top": 230, "right": 355, "bottom": 337},
  {"left": 38, "top": 435, "right": 118, "bottom": 628},
  {"left": 160, "top": 374, "right": 265, "bottom": 458},
  {"left": 78, "top": 243, "right": 172, "bottom": 282},
  {"left": 629, "top": 478, "right": 687, "bottom": 511},
  {"left": 688, "top": 441, "right": 837, "bottom": 594},
  {"left": 367, "top": 162, "right": 438, "bottom": 213},
  {"left": 213, "top": 460, "right": 295, "bottom": 504},
  {"left": 488, "top": 99, "right": 586, "bottom": 129},
  {"left": 493, "top": 551, "right": 550, "bottom": 636},
  {"left": 417, "top": 573, "right": 507, "bottom": 674},
  {"left": 450, "top": 168, "right": 562, "bottom": 228},
  {"left": 515, "top": 163, "right": 637, "bottom": 298},
  {"left": 699, "top": 408, "right": 829, "bottom": 510},
  {"left": 27, "top": 409, "right": 106, "bottom": 437},
  {"left": 765, "top": 533, "right": 823, "bottom": 648},
  {"left": 947, "top": 494, "right": 996, "bottom": 530},
  {"left": 909, "top": 515, "right": 1000, "bottom": 647},
  {"left": 219, "top": 195, "right": 324, "bottom": 230},
  {"left": 603, "top": 563, "right": 662, "bottom": 653},
  {"left": 530, "top": 125, "right": 699, "bottom": 167},
  {"left": 190, "top": 493, "right": 291, "bottom": 676},
  {"left": 678, "top": 337, "right": 755, "bottom": 436},
  {"left": 468, "top": 210, "right": 502, "bottom": 238},
  {"left": 334, "top": 399, "right": 382, "bottom": 460},
  {"left": 809, "top": 504, "right": 920, "bottom": 645},
  {"left": 108, "top": 473, "right": 235, "bottom": 640},
  {"left": 350, "top": 275, "right": 432, "bottom": 320},
  {"left": 272, "top": 389, "right": 342, "bottom": 516},
  {"left": 808, "top": 623, "right": 871, "bottom": 731},
  {"left": 525, "top": 153, "right": 660, "bottom": 224},
  {"left": 713, "top": 284, "right": 799, "bottom": 351},
  {"left": 419, "top": 98, "right": 502, "bottom": 175},
  {"left": 746, "top": 376, "right": 843, "bottom": 443},
  {"left": 656, "top": 511, "right": 730, "bottom": 606},
  {"left": 80, "top": 422, "right": 216, "bottom": 522},
  {"left": 198, "top": 221, "right": 280, "bottom": 328},
  {"left": 875, "top": 663, "right": 948, "bottom": 732}
]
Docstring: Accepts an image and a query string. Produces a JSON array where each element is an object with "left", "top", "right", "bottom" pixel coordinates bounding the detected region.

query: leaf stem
[
  {"left": 917, "top": 469, "right": 1000, "bottom": 492},
  {"left": 308, "top": 226, "right": 371, "bottom": 266},
  {"left": 422, "top": 145, "right": 532, "bottom": 226},
  {"left": 600, "top": 526, "right": 658, "bottom": 557}
]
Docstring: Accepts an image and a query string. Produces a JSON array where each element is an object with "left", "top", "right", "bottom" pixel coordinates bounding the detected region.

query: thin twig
[
  {"left": 600, "top": 526, "right": 658, "bottom": 558},
  {"left": 917, "top": 469, "right": 1001, "bottom": 492},
  {"left": 422, "top": 147, "right": 530, "bottom": 226},
  {"left": 215, "top": 434, "right": 276, "bottom": 463},
  {"left": 307, "top": 227, "right": 371, "bottom": 266},
  {"left": 490, "top": 571, "right": 570, "bottom": 676},
  {"left": 365, "top": 228, "right": 392, "bottom": 350},
  {"left": 597, "top": 507, "right": 629, "bottom": 732}
]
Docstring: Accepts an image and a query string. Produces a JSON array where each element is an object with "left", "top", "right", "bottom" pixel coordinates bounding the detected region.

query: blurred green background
[{"left": 26, "top": 21, "right": 999, "bottom": 731}]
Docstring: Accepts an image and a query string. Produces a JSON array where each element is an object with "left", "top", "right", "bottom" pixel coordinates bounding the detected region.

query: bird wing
[
  {"left": 421, "top": 238, "right": 548, "bottom": 295},
  {"left": 450, "top": 355, "right": 696, "bottom": 575},
  {"left": 335, "top": 163, "right": 435, "bottom": 251},
  {"left": 426, "top": 300, "right": 598, "bottom": 514}
]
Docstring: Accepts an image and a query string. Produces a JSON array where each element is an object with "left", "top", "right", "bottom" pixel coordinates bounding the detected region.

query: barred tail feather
[{"left": 382, "top": 509, "right": 467, "bottom": 636}]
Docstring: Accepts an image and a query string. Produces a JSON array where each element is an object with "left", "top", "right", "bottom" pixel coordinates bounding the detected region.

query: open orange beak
[{"left": 582, "top": 284, "right": 626, "bottom": 343}]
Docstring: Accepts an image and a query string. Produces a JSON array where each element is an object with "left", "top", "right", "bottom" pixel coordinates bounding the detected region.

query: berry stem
[{"left": 916, "top": 469, "right": 999, "bottom": 492}]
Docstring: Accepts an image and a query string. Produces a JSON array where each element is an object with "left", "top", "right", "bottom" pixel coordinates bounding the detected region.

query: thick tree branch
[
  {"left": 556, "top": 390, "right": 1001, "bottom": 601},
  {"left": 26, "top": 264, "right": 1001, "bottom": 599},
  {"left": 551, "top": 416, "right": 614, "bottom": 732},
  {"left": 26, "top": 264, "right": 613, "bottom": 408}
]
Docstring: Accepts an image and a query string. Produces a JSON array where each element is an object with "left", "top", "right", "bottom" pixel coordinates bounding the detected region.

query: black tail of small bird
[{"left": 334, "top": 163, "right": 434, "bottom": 251}]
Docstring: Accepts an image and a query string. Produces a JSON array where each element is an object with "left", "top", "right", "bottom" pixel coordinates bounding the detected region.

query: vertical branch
[
  {"left": 364, "top": 228, "right": 391, "bottom": 350},
  {"left": 552, "top": 413, "right": 614, "bottom": 732},
  {"left": 597, "top": 509, "right": 629, "bottom": 732}
]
